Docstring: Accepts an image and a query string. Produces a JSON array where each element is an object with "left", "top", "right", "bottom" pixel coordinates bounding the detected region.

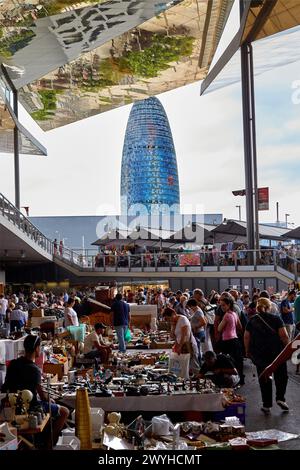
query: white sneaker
[
  {"left": 276, "top": 400, "right": 289, "bottom": 411},
  {"left": 261, "top": 407, "right": 271, "bottom": 414}
]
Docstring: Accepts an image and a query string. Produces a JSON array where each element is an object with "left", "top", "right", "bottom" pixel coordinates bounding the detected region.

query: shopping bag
[
  {"left": 168, "top": 352, "right": 190, "bottom": 379},
  {"left": 125, "top": 328, "right": 132, "bottom": 343},
  {"left": 67, "top": 324, "right": 86, "bottom": 342}
]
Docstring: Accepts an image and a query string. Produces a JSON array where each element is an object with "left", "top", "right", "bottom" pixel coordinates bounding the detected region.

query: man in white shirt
[
  {"left": 0, "top": 294, "right": 8, "bottom": 324},
  {"left": 83, "top": 323, "right": 111, "bottom": 363},
  {"left": 9, "top": 305, "right": 27, "bottom": 331}
]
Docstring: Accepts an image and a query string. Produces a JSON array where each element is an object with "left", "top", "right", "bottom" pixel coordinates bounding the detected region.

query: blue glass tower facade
[{"left": 121, "top": 97, "right": 180, "bottom": 215}]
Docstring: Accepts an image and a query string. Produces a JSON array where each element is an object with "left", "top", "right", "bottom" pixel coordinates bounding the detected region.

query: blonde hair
[{"left": 256, "top": 297, "right": 271, "bottom": 313}]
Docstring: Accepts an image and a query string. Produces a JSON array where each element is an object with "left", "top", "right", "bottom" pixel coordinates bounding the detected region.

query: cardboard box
[
  {"left": 43, "top": 361, "right": 68, "bottom": 380},
  {"left": 31, "top": 308, "right": 44, "bottom": 318},
  {"left": 151, "top": 341, "right": 174, "bottom": 349},
  {"left": 140, "top": 357, "right": 156, "bottom": 365},
  {"left": 30, "top": 316, "right": 56, "bottom": 328}
]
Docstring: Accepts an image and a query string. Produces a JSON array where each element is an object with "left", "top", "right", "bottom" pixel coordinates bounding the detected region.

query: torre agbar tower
[{"left": 121, "top": 97, "right": 180, "bottom": 215}]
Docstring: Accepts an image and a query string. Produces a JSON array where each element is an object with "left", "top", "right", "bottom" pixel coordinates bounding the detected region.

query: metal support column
[
  {"left": 240, "top": 1, "right": 259, "bottom": 257},
  {"left": 13, "top": 89, "right": 20, "bottom": 209},
  {"left": 249, "top": 45, "right": 260, "bottom": 253}
]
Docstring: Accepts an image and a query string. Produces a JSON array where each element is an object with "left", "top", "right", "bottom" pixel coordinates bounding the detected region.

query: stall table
[{"left": 61, "top": 392, "right": 225, "bottom": 412}]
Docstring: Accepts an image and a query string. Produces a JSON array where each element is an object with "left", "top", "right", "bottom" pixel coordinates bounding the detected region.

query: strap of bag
[{"left": 256, "top": 314, "right": 277, "bottom": 335}]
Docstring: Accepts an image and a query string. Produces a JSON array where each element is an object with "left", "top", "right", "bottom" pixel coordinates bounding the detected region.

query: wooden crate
[
  {"left": 151, "top": 340, "right": 174, "bottom": 349},
  {"left": 88, "top": 312, "right": 111, "bottom": 326},
  {"left": 31, "top": 308, "right": 44, "bottom": 318},
  {"left": 43, "top": 361, "right": 68, "bottom": 380},
  {"left": 130, "top": 314, "right": 152, "bottom": 329},
  {"left": 140, "top": 357, "right": 156, "bottom": 365}
]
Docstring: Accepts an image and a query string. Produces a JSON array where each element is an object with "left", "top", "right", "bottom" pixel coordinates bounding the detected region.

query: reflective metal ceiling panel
[
  {"left": 0, "top": 0, "right": 233, "bottom": 130},
  {"left": 243, "top": 0, "right": 300, "bottom": 42},
  {"left": 201, "top": 0, "right": 300, "bottom": 95},
  {"left": 0, "top": 71, "right": 46, "bottom": 155},
  {"left": 202, "top": 24, "right": 300, "bottom": 95}
]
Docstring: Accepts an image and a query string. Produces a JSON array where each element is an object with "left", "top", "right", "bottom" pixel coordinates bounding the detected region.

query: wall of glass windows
[{"left": 121, "top": 97, "right": 180, "bottom": 215}]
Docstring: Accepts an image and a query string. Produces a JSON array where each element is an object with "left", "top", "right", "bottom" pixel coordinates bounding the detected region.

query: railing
[
  {"left": 1, "top": 196, "right": 298, "bottom": 280},
  {"left": 0, "top": 192, "right": 54, "bottom": 255},
  {"left": 54, "top": 247, "right": 300, "bottom": 280}
]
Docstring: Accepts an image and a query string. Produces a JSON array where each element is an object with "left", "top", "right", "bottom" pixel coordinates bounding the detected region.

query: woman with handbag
[
  {"left": 163, "top": 307, "right": 199, "bottom": 374},
  {"left": 217, "top": 295, "right": 244, "bottom": 384},
  {"left": 186, "top": 298, "right": 207, "bottom": 364},
  {"left": 244, "top": 298, "right": 290, "bottom": 413}
]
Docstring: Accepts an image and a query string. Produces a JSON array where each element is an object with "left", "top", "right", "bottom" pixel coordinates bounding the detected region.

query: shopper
[
  {"left": 163, "top": 307, "right": 199, "bottom": 373},
  {"left": 175, "top": 295, "right": 190, "bottom": 317},
  {"left": 244, "top": 297, "right": 290, "bottom": 413},
  {"left": 111, "top": 293, "right": 130, "bottom": 353},
  {"left": 1, "top": 335, "right": 69, "bottom": 448},
  {"left": 199, "top": 351, "right": 240, "bottom": 388},
  {"left": 64, "top": 297, "right": 79, "bottom": 327},
  {"left": 280, "top": 290, "right": 296, "bottom": 340},
  {"left": 9, "top": 304, "right": 27, "bottom": 331},
  {"left": 83, "top": 323, "right": 111, "bottom": 362},
  {"left": 259, "top": 330, "right": 300, "bottom": 380},
  {"left": 293, "top": 291, "right": 300, "bottom": 331},
  {"left": 186, "top": 298, "right": 207, "bottom": 363},
  {"left": 217, "top": 295, "right": 244, "bottom": 384},
  {"left": 0, "top": 294, "right": 8, "bottom": 325},
  {"left": 259, "top": 290, "right": 279, "bottom": 315}
]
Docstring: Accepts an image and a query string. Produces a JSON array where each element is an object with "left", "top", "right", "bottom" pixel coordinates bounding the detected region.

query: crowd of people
[
  {"left": 1, "top": 282, "right": 300, "bottom": 415},
  {"left": 131, "top": 285, "right": 300, "bottom": 413},
  {"left": 0, "top": 289, "right": 96, "bottom": 331},
  {"left": 66, "top": 242, "right": 300, "bottom": 271}
]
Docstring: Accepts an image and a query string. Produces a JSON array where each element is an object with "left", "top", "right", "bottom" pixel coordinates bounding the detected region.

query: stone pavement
[{"left": 240, "top": 359, "right": 300, "bottom": 449}]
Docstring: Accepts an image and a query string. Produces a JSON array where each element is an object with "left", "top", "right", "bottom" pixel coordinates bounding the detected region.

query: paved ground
[{"left": 240, "top": 359, "right": 300, "bottom": 449}]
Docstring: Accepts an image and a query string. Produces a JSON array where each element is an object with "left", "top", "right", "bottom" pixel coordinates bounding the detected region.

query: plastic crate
[{"left": 212, "top": 402, "right": 246, "bottom": 425}]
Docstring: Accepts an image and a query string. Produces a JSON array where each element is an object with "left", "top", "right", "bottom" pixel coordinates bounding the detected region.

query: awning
[
  {"left": 210, "top": 220, "right": 288, "bottom": 242},
  {"left": 92, "top": 225, "right": 175, "bottom": 249},
  {"left": 283, "top": 226, "right": 300, "bottom": 240}
]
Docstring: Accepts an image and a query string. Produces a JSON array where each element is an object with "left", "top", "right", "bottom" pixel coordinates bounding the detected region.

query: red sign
[
  {"left": 233, "top": 187, "right": 269, "bottom": 211},
  {"left": 179, "top": 253, "right": 200, "bottom": 266},
  {"left": 258, "top": 187, "right": 269, "bottom": 211}
]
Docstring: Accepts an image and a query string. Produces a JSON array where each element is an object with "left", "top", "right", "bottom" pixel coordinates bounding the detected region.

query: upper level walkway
[
  {"left": 1, "top": 192, "right": 299, "bottom": 285},
  {"left": 0, "top": 193, "right": 53, "bottom": 262}
]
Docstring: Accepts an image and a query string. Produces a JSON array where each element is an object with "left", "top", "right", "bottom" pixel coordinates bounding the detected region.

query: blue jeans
[{"left": 115, "top": 325, "right": 127, "bottom": 352}]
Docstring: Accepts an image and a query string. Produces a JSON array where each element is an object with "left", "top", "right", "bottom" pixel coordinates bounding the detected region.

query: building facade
[{"left": 121, "top": 96, "right": 180, "bottom": 215}]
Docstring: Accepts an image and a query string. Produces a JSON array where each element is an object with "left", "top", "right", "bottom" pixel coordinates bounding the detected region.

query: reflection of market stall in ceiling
[
  {"left": 0, "top": 0, "right": 233, "bottom": 130},
  {"left": 0, "top": 70, "right": 46, "bottom": 155},
  {"left": 242, "top": 0, "right": 300, "bottom": 42}
]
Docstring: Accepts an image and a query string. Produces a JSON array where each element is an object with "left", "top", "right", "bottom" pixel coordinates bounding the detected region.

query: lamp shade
[{"left": 75, "top": 388, "right": 92, "bottom": 449}]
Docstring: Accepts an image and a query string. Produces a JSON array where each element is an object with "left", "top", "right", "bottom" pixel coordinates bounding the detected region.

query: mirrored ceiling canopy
[{"left": 0, "top": 0, "right": 234, "bottom": 130}]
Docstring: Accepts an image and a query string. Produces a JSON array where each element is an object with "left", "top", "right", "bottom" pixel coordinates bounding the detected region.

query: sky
[{"left": 1, "top": 3, "right": 300, "bottom": 229}]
